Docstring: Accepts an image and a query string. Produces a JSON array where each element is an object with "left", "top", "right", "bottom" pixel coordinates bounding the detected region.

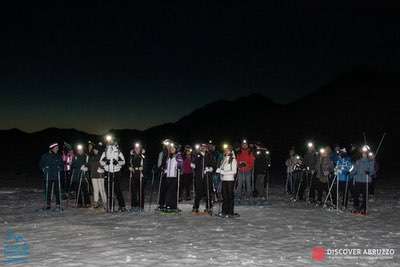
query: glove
[
  {"left": 190, "top": 163, "right": 196, "bottom": 169},
  {"left": 216, "top": 168, "right": 221, "bottom": 174},
  {"left": 139, "top": 167, "right": 144, "bottom": 171},
  {"left": 365, "top": 171, "right": 370, "bottom": 175},
  {"left": 102, "top": 158, "right": 110, "bottom": 165},
  {"left": 129, "top": 167, "right": 134, "bottom": 172},
  {"left": 239, "top": 162, "right": 247, "bottom": 168},
  {"left": 323, "top": 171, "right": 330, "bottom": 176},
  {"left": 80, "top": 166, "right": 88, "bottom": 172},
  {"left": 113, "top": 159, "right": 118, "bottom": 165}
]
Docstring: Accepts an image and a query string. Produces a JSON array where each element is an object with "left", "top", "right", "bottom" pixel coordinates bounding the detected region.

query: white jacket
[
  {"left": 219, "top": 156, "right": 237, "bottom": 181},
  {"left": 165, "top": 156, "right": 178, "bottom": 178},
  {"left": 100, "top": 145, "right": 125, "bottom": 173}
]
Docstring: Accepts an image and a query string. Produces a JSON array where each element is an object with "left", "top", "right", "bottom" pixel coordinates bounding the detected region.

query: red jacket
[{"left": 237, "top": 149, "right": 255, "bottom": 172}]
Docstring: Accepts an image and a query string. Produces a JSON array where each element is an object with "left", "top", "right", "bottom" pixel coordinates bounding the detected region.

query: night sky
[{"left": 1, "top": 1, "right": 399, "bottom": 133}]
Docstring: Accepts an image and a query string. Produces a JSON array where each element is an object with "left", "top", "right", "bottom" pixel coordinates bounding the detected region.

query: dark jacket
[
  {"left": 87, "top": 152, "right": 103, "bottom": 178},
  {"left": 39, "top": 152, "right": 63, "bottom": 180},
  {"left": 254, "top": 152, "right": 269, "bottom": 175},
  {"left": 303, "top": 151, "right": 318, "bottom": 171},
  {"left": 192, "top": 152, "right": 213, "bottom": 178},
  {"left": 71, "top": 154, "right": 88, "bottom": 181}
]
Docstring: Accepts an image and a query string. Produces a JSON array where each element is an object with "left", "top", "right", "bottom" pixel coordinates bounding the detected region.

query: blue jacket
[
  {"left": 335, "top": 156, "right": 353, "bottom": 182},
  {"left": 39, "top": 152, "right": 64, "bottom": 180},
  {"left": 351, "top": 158, "right": 375, "bottom": 183}
]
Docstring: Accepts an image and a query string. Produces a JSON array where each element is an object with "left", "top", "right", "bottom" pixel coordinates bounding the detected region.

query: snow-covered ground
[{"left": 0, "top": 185, "right": 399, "bottom": 267}]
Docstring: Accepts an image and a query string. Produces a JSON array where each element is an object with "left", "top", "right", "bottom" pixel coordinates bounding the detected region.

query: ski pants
[
  {"left": 352, "top": 182, "right": 370, "bottom": 213},
  {"left": 130, "top": 171, "right": 144, "bottom": 209},
  {"left": 165, "top": 177, "right": 178, "bottom": 209},
  {"left": 236, "top": 170, "right": 252, "bottom": 198},
  {"left": 92, "top": 177, "right": 106, "bottom": 204},
  {"left": 338, "top": 180, "right": 350, "bottom": 208},
  {"left": 105, "top": 172, "right": 125, "bottom": 210},
  {"left": 222, "top": 181, "right": 235, "bottom": 215},
  {"left": 255, "top": 174, "right": 266, "bottom": 198},
  {"left": 45, "top": 179, "right": 61, "bottom": 207},
  {"left": 180, "top": 173, "right": 193, "bottom": 200},
  {"left": 193, "top": 174, "right": 213, "bottom": 210}
]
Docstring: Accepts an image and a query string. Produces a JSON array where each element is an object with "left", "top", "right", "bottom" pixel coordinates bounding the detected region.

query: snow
[{"left": 0, "top": 186, "right": 399, "bottom": 266}]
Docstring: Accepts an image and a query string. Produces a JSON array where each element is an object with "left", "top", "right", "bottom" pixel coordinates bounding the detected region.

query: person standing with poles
[
  {"left": 180, "top": 146, "right": 194, "bottom": 201},
  {"left": 303, "top": 142, "right": 318, "bottom": 203},
  {"left": 100, "top": 135, "right": 126, "bottom": 212},
  {"left": 315, "top": 148, "right": 334, "bottom": 207},
  {"left": 39, "top": 143, "right": 64, "bottom": 211},
  {"left": 159, "top": 143, "right": 182, "bottom": 212},
  {"left": 335, "top": 148, "right": 353, "bottom": 210},
  {"left": 351, "top": 146, "right": 375, "bottom": 215},
  {"left": 216, "top": 144, "right": 238, "bottom": 218},
  {"left": 129, "top": 142, "right": 145, "bottom": 212},
  {"left": 71, "top": 144, "right": 90, "bottom": 208},
  {"left": 191, "top": 143, "right": 214, "bottom": 214},
  {"left": 236, "top": 139, "right": 255, "bottom": 201},
  {"left": 87, "top": 143, "right": 107, "bottom": 209}
]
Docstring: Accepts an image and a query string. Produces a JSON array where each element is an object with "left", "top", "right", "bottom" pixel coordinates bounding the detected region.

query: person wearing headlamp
[
  {"left": 191, "top": 143, "right": 214, "bottom": 213},
  {"left": 216, "top": 144, "right": 237, "bottom": 217},
  {"left": 236, "top": 140, "right": 255, "bottom": 200},
  {"left": 314, "top": 147, "right": 334, "bottom": 206},
  {"left": 335, "top": 147, "right": 353, "bottom": 210},
  {"left": 71, "top": 144, "right": 90, "bottom": 207},
  {"left": 129, "top": 142, "right": 145, "bottom": 210},
  {"left": 100, "top": 138, "right": 126, "bottom": 212},
  {"left": 303, "top": 143, "right": 318, "bottom": 203}
]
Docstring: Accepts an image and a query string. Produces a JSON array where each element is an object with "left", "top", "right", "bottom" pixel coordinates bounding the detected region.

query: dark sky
[{"left": 1, "top": 1, "right": 399, "bottom": 133}]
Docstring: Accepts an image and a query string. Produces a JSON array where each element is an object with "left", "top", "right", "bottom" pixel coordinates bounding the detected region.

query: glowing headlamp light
[
  {"left": 307, "top": 142, "right": 314, "bottom": 148},
  {"left": 319, "top": 148, "right": 325, "bottom": 154},
  {"left": 105, "top": 135, "right": 113, "bottom": 143},
  {"left": 77, "top": 144, "right": 83, "bottom": 151},
  {"left": 135, "top": 142, "right": 140, "bottom": 148},
  {"left": 195, "top": 144, "right": 200, "bottom": 150}
]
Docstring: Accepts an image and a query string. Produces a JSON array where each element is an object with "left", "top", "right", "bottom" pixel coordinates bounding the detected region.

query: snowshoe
[{"left": 53, "top": 206, "right": 64, "bottom": 212}]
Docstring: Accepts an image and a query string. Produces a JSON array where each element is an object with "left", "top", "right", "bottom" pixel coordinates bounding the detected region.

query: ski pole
[
  {"left": 111, "top": 172, "right": 115, "bottom": 213},
  {"left": 157, "top": 170, "right": 163, "bottom": 209},
  {"left": 148, "top": 168, "right": 155, "bottom": 212},
  {"left": 366, "top": 174, "right": 369, "bottom": 214},
  {"left": 44, "top": 170, "right": 49, "bottom": 209},
  {"left": 139, "top": 172, "right": 143, "bottom": 211},
  {"left": 323, "top": 175, "right": 337, "bottom": 207},
  {"left": 76, "top": 171, "right": 83, "bottom": 208},
  {"left": 176, "top": 169, "right": 181, "bottom": 211},
  {"left": 58, "top": 171, "right": 63, "bottom": 211},
  {"left": 129, "top": 170, "right": 132, "bottom": 210},
  {"left": 375, "top": 133, "right": 386, "bottom": 158}
]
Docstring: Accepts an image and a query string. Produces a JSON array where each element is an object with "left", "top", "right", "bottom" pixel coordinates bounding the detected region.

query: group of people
[
  {"left": 39, "top": 136, "right": 272, "bottom": 218},
  {"left": 285, "top": 142, "right": 378, "bottom": 215}
]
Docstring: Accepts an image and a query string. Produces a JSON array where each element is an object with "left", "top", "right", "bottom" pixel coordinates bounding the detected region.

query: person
[
  {"left": 236, "top": 140, "right": 255, "bottom": 200},
  {"left": 351, "top": 148, "right": 375, "bottom": 215},
  {"left": 88, "top": 144, "right": 106, "bottom": 209},
  {"left": 159, "top": 144, "right": 182, "bottom": 211},
  {"left": 61, "top": 142, "right": 74, "bottom": 198},
  {"left": 208, "top": 143, "right": 223, "bottom": 202},
  {"left": 180, "top": 145, "right": 193, "bottom": 201},
  {"left": 129, "top": 142, "right": 145, "bottom": 211},
  {"left": 335, "top": 148, "right": 353, "bottom": 210},
  {"left": 292, "top": 155, "right": 306, "bottom": 201},
  {"left": 71, "top": 145, "right": 90, "bottom": 207},
  {"left": 39, "top": 143, "right": 64, "bottom": 210},
  {"left": 191, "top": 143, "right": 214, "bottom": 213},
  {"left": 216, "top": 144, "right": 238, "bottom": 217},
  {"left": 315, "top": 148, "right": 334, "bottom": 206},
  {"left": 100, "top": 139, "right": 126, "bottom": 212},
  {"left": 254, "top": 148, "right": 269, "bottom": 199},
  {"left": 285, "top": 149, "right": 297, "bottom": 195},
  {"left": 303, "top": 144, "right": 318, "bottom": 203}
]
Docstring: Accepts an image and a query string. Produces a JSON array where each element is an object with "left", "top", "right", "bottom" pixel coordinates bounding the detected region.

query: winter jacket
[
  {"left": 335, "top": 156, "right": 353, "bottom": 182},
  {"left": 39, "top": 152, "right": 64, "bottom": 180},
  {"left": 285, "top": 156, "right": 297, "bottom": 173},
  {"left": 191, "top": 152, "right": 214, "bottom": 178},
  {"left": 99, "top": 145, "right": 125, "bottom": 173},
  {"left": 62, "top": 150, "right": 74, "bottom": 171},
  {"left": 351, "top": 158, "right": 375, "bottom": 183},
  {"left": 87, "top": 152, "right": 104, "bottom": 178},
  {"left": 315, "top": 156, "right": 334, "bottom": 183},
  {"left": 71, "top": 154, "right": 89, "bottom": 181},
  {"left": 130, "top": 150, "right": 144, "bottom": 170},
  {"left": 164, "top": 155, "right": 181, "bottom": 178},
  {"left": 218, "top": 156, "right": 237, "bottom": 181},
  {"left": 303, "top": 151, "right": 318, "bottom": 171},
  {"left": 182, "top": 155, "right": 193, "bottom": 175},
  {"left": 254, "top": 152, "right": 269, "bottom": 175},
  {"left": 237, "top": 149, "right": 255, "bottom": 173}
]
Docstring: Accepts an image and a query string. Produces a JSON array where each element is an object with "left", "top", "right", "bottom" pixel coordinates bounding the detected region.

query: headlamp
[{"left": 105, "top": 135, "right": 113, "bottom": 143}]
